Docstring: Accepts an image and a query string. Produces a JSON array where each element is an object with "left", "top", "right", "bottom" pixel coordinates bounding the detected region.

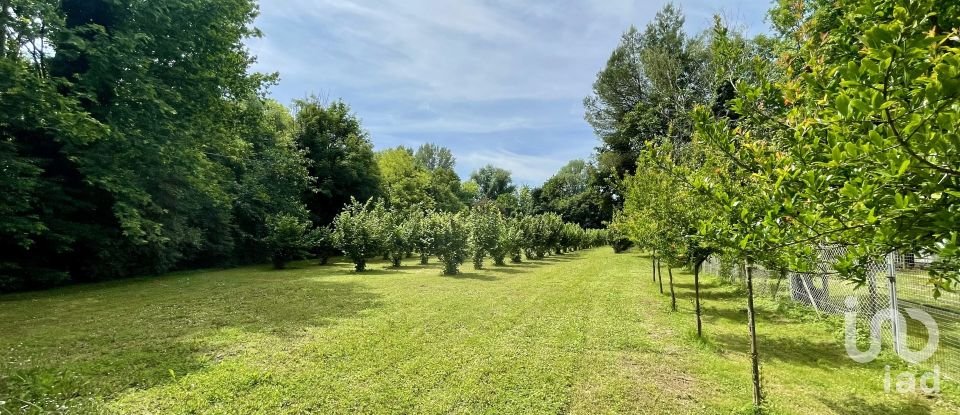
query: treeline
[
  {"left": 0, "top": 0, "right": 612, "bottom": 292},
  {"left": 588, "top": 0, "right": 960, "bottom": 409}
]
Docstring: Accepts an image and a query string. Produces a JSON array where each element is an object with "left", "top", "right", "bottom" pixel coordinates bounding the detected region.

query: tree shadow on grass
[
  {"left": 675, "top": 288, "right": 745, "bottom": 302},
  {"left": 448, "top": 272, "right": 498, "bottom": 281},
  {"left": 0, "top": 269, "right": 381, "bottom": 413},
  {"left": 709, "top": 331, "right": 863, "bottom": 369},
  {"left": 486, "top": 267, "right": 526, "bottom": 275},
  {"left": 818, "top": 395, "right": 933, "bottom": 415}
]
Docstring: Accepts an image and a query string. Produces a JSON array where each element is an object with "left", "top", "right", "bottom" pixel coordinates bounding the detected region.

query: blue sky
[{"left": 247, "top": 0, "right": 771, "bottom": 185}]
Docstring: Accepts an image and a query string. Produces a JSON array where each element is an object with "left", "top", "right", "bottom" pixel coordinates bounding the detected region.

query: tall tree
[
  {"left": 536, "top": 159, "right": 610, "bottom": 228},
  {"left": 294, "top": 98, "right": 381, "bottom": 226},
  {"left": 470, "top": 165, "right": 516, "bottom": 201},
  {"left": 585, "top": 4, "right": 711, "bottom": 206},
  {"left": 415, "top": 143, "right": 466, "bottom": 212},
  {"left": 377, "top": 146, "right": 434, "bottom": 211},
  {"left": 414, "top": 143, "right": 455, "bottom": 171}
]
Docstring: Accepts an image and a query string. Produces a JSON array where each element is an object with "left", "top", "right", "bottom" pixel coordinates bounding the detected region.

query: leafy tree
[
  {"left": 382, "top": 210, "right": 415, "bottom": 267},
  {"left": 233, "top": 100, "right": 314, "bottom": 264},
  {"left": 489, "top": 215, "right": 524, "bottom": 266},
  {"left": 431, "top": 212, "right": 469, "bottom": 275},
  {"left": 264, "top": 213, "right": 314, "bottom": 269},
  {"left": 331, "top": 199, "right": 385, "bottom": 272},
  {"left": 295, "top": 98, "right": 381, "bottom": 226},
  {"left": 467, "top": 202, "right": 501, "bottom": 269},
  {"left": 470, "top": 165, "right": 516, "bottom": 201},
  {"left": 427, "top": 167, "right": 468, "bottom": 212},
  {"left": 536, "top": 160, "right": 610, "bottom": 228},
  {"left": 413, "top": 144, "right": 467, "bottom": 212},
  {"left": 408, "top": 210, "right": 435, "bottom": 265},
  {"left": 414, "top": 143, "right": 455, "bottom": 171},
  {"left": 585, "top": 4, "right": 712, "bottom": 211},
  {"left": 505, "top": 218, "right": 526, "bottom": 263},
  {"left": 377, "top": 147, "right": 434, "bottom": 211}
]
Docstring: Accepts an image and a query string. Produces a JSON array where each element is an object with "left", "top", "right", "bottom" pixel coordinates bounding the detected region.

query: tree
[
  {"left": 264, "top": 213, "right": 314, "bottom": 269},
  {"left": 536, "top": 160, "right": 610, "bottom": 228},
  {"left": 505, "top": 218, "right": 526, "bottom": 263},
  {"left": 413, "top": 144, "right": 467, "bottom": 212},
  {"left": 382, "top": 209, "right": 415, "bottom": 267},
  {"left": 470, "top": 165, "right": 516, "bottom": 201},
  {"left": 1, "top": 0, "right": 273, "bottom": 289},
  {"left": 376, "top": 147, "right": 434, "bottom": 211},
  {"left": 408, "top": 210, "right": 435, "bottom": 265},
  {"left": 414, "top": 143, "right": 455, "bottom": 171},
  {"left": 295, "top": 98, "right": 381, "bottom": 226},
  {"left": 431, "top": 212, "right": 469, "bottom": 275},
  {"left": 585, "top": 4, "right": 712, "bottom": 210},
  {"left": 233, "top": 100, "right": 314, "bottom": 264},
  {"left": 489, "top": 215, "right": 522, "bottom": 266},
  {"left": 467, "top": 202, "right": 501, "bottom": 269},
  {"left": 331, "top": 199, "right": 385, "bottom": 272}
]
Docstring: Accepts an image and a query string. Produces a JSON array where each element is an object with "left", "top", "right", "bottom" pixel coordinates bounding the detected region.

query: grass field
[{"left": 1, "top": 249, "right": 958, "bottom": 414}]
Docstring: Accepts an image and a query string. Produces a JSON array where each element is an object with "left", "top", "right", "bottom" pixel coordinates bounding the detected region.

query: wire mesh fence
[{"left": 701, "top": 248, "right": 959, "bottom": 381}]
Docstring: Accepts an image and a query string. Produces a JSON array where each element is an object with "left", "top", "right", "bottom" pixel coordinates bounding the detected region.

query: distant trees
[
  {"left": 326, "top": 199, "right": 607, "bottom": 275},
  {"left": 470, "top": 165, "right": 516, "bottom": 201},
  {"left": 377, "top": 147, "right": 434, "bottom": 211},
  {"left": 535, "top": 160, "right": 611, "bottom": 228}
]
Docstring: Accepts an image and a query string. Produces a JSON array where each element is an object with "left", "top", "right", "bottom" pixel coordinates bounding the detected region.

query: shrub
[
  {"left": 431, "top": 212, "right": 469, "bottom": 275},
  {"left": 264, "top": 213, "right": 315, "bottom": 269},
  {"left": 312, "top": 225, "right": 336, "bottom": 265},
  {"left": 331, "top": 199, "right": 385, "bottom": 272},
  {"left": 467, "top": 203, "right": 501, "bottom": 269},
  {"left": 408, "top": 210, "right": 435, "bottom": 265},
  {"left": 383, "top": 210, "right": 415, "bottom": 267}
]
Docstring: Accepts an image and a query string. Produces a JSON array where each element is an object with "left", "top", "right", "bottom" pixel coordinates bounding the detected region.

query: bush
[
  {"left": 331, "top": 199, "right": 385, "bottom": 272},
  {"left": 407, "top": 210, "right": 435, "bottom": 265},
  {"left": 431, "top": 212, "right": 469, "bottom": 275},
  {"left": 467, "top": 203, "right": 500, "bottom": 269},
  {"left": 312, "top": 225, "right": 336, "bottom": 265},
  {"left": 264, "top": 213, "right": 315, "bottom": 269},
  {"left": 383, "top": 210, "right": 415, "bottom": 267}
]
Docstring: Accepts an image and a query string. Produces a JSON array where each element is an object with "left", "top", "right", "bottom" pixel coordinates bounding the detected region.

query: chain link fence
[{"left": 701, "top": 248, "right": 959, "bottom": 380}]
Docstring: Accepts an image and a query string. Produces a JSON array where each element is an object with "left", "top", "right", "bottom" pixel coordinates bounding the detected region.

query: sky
[{"left": 246, "top": 0, "right": 771, "bottom": 186}]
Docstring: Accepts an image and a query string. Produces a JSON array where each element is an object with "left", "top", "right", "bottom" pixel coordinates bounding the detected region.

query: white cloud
[
  {"left": 460, "top": 148, "right": 583, "bottom": 185},
  {"left": 248, "top": 0, "right": 770, "bottom": 184}
]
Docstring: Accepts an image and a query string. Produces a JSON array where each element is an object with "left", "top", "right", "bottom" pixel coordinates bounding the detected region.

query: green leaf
[
  {"left": 836, "top": 94, "right": 851, "bottom": 116},
  {"left": 897, "top": 159, "right": 910, "bottom": 176}
]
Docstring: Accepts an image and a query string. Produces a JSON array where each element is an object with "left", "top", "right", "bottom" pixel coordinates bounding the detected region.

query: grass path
[{"left": 1, "top": 249, "right": 957, "bottom": 414}]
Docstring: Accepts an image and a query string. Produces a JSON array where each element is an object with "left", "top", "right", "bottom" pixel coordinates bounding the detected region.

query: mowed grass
[{"left": 1, "top": 249, "right": 958, "bottom": 414}]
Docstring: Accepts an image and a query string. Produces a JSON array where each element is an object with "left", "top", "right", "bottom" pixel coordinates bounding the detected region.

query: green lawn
[{"left": 1, "top": 249, "right": 957, "bottom": 414}]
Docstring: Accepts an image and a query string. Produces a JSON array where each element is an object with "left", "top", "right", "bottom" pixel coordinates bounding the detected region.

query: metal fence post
[{"left": 886, "top": 252, "right": 902, "bottom": 355}]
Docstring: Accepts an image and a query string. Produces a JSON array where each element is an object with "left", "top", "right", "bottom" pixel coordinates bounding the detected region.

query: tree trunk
[
  {"left": 652, "top": 255, "right": 657, "bottom": 283},
  {"left": 0, "top": 0, "right": 8, "bottom": 59},
  {"left": 694, "top": 262, "right": 703, "bottom": 337},
  {"left": 657, "top": 258, "right": 664, "bottom": 295},
  {"left": 668, "top": 267, "right": 676, "bottom": 312},
  {"left": 420, "top": 253, "right": 429, "bottom": 265},
  {"left": 746, "top": 263, "right": 763, "bottom": 408}
]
